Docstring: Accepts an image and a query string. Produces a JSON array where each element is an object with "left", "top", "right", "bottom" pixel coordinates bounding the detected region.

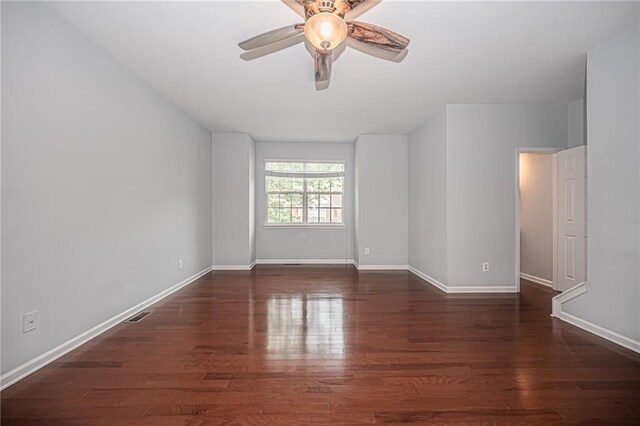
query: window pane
[
  {"left": 267, "top": 177, "right": 277, "bottom": 192},
  {"left": 307, "top": 194, "right": 319, "bottom": 208},
  {"left": 318, "top": 208, "right": 331, "bottom": 223},
  {"left": 266, "top": 162, "right": 304, "bottom": 172},
  {"left": 274, "top": 162, "right": 305, "bottom": 172},
  {"left": 266, "top": 161, "right": 344, "bottom": 225},
  {"left": 309, "top": 177, "right": 339, "bottom": 192},
  {"left": 292, "top": 207, "right": 303, "bottom": 223},
  {"left": 279, "top": 193, "right": 292, "bottom": 208},
  {"left": 267, "top": 177, "right": 292, "bottom": 192},
  {"left": 268, "top": 208, "right": 279, "bottom": 223},
  {"left": 331, "top": 208, "right": 343, "bottom": 223},
  {"left": 305, "top": 163, "right": 344, "bottom": 172},
  {"left": 329, "top": 177, "right": 343, "bottom": 193},
  {"left": 307, "top": 207, "right": 319, "bottom": 223},
  {"left": 291, "top": 178, "right": 304, "bottom": 192},
  {"left": 322, "top": 178, "right": 333, "bottom": 193},
  {"left": 266, "top": 162, "right": 289, "bottom": 172},
  {"left": 280, "top": 208, "right": 292, "bottom": 223},
  {"left": 319, "top": 194, "right": 331, "bottom": 207},
  {"left": 306, "top": 178, "right": 319, "bottom": 192},
  {"left": 268, "top": 194, "right": 280, "bottom": 208},
  {"left": 291, "top": 194, "right": 303, "bottom": 208}
]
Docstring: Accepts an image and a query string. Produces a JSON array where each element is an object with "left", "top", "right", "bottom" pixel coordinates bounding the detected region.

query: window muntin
[{"left": 265, "top": 161, "right": 344, "bottom": 225}]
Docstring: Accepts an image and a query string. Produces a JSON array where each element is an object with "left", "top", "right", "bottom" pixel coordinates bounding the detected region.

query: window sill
[{"left": 263, "top": 224, "right": 346, "bottom": 229}]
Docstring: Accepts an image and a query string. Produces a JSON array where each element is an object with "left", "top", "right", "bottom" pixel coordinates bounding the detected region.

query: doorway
[
  {"left": 516, "top": 146, "right": 588, "bottom": 293},
  {"left": 518, "top": 150, "right": 557, "bottom": 291}
]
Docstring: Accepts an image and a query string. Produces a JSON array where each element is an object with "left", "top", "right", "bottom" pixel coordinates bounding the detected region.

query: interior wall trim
[
  {"left": 551, "top": 281, "right": 587, "bottom": 317},
  {"left": 520, "top": 272, "right": 553, "bottom": 288},
  {"left": 556, "top": 311, "right": 640, "bottom": 354},
  {"left": 256, "top": 259, "right": 409, "bottom": 271},
  {"left": 552, "top": 281, "right": 640, "bottom": 354},
  {"left": 446, "top": 285, "right": 519, "bottom": 293},
  {"left": 255, "top": 259, "right": 354, "bottom": 265},
  {"left": 0, "top": 266, "right": 213, "bottom": 391},
  {"left": 407, "top": 266, "right": 448, "bottom": 292},
  {"left": 355, "top": 264, "right": 409, "bottom": 271},
  {"left": 408, "top": 265, "right": 518, "bottom": 293},
  {"left": 213, "top": 262, "right": 256, "bottom": 271}
]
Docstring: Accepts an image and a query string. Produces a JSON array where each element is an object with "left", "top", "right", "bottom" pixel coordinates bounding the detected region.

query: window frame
[{"left": 263, "top": 159, "right": 346, "bottom": 228}]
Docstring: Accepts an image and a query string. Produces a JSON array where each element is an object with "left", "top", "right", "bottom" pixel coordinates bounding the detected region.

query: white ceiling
[{"left": 48, "top": 1, "right": 639, "bottom": 141}]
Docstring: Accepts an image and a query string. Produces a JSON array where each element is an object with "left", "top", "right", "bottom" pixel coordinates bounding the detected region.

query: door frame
[{"left": 515, "top": 147, "right": 563, "bottom": 293}]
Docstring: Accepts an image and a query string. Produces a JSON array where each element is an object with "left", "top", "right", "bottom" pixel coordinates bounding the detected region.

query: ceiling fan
[{"left": 238, "top": 0, "right": 410, "bottom": 90}]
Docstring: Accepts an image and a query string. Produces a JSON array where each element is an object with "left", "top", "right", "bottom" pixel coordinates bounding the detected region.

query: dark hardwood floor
[{"left": 2, "top": 266, "right": 640, "bottom": 424}]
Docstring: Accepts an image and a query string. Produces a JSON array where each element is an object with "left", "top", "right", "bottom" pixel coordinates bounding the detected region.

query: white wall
[
  {"left": 354, "top": 141, "right": 360, "bottom": 264},
  {"left": 249, "top": 139, "right": 256, "bottom": 264},
  {"left": 563, "top": 25, "right": 639, "bottom": 342},
  {"left": 255, "top": 142, "right": 354, "bottom": 262},
  {"left": 355, "top": 135, "right": 408, "bottom": 267},
  {"left": 446, "top": 105, "right": 567, "bottom": 289},
  {"left": 568, "top": 99, "right": 586, "bottom": 148},
  {"left": 1, "top": 2, "right": 212, "bottom": 375},
  {"left": 212, "top": 133, "right": 255, "bottom": 267},
  {"left": 408, "top": 108, "right": 448, "bottom": 283},
  {"left": 519, "top": 153, "right": 553, "bottom": 282}
]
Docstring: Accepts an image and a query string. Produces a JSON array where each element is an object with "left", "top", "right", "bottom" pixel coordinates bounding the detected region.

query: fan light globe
[{"left": 304, "top": 12, "right": 348, "bottom": 51}]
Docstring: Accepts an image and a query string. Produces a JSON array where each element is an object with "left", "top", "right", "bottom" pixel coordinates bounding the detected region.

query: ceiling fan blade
[
  {"left": 239, "top": 24, "right": 304, "bottom": 51},
  {"left": 343, "top": 0, "right": 383, "bottom": 21},
  {"left": 348, "top": 21, "right": 410, "bottom": 54},
  {"left": 281, "top": 0, "right": 306, "bottom": 18},
  {"left": 345, "top": 37, "right": 408, "bottom": 62},
  {"left": 390, "top": 48, "right": 409, "bottom": 63},
  {"left": 316, "top": 79, "right": 330, "bottom": 91},
  {"left": 240, "top": 34, "right": 305, "bottom": 61},
  {"left": 315, "top": 49, "right": 332, "bottom": 90}
]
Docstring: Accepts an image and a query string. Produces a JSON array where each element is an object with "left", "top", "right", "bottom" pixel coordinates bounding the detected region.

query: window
[{"left": 266, "top": 161, "right": 344, "bottom": 225}]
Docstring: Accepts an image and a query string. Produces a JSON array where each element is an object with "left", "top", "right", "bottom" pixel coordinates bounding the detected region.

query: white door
[{"left": 556, "top": 145, "right": 587, "bottom": 292}]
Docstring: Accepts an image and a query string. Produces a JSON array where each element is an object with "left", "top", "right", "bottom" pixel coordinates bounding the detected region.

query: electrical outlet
[
  {"left": 178, "top": 259, "right": 183, "bottom": 270},
  {"left": 23, "top": 311, "right": 37, "bottom": 333},
  {"left": 364, "top": 248, "right": 370, "bottom": 255},
  {"left": 482, "top": 262, "right": 490, "bottom": 272}
]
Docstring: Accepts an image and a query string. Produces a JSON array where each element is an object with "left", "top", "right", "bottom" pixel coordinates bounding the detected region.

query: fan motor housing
[{"left": 305, "top": 0, "right": 345, "bottom": 20}]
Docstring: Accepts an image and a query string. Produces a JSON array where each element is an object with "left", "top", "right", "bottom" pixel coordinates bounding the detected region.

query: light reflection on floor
[{"left": 266, "top": 294, "right": 345, "bottom": 359}]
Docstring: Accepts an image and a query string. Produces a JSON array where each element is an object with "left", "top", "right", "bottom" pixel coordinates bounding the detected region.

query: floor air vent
[{"left": 125, "top": 311, "right": 152, "bottom": 323}]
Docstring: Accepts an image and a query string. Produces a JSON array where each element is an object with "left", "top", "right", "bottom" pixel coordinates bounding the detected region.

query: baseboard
[
  {"left": 520, "top": 272, "right": 553, "bottom": 288},
  {"left": 255, "top": 259, "right": 406, "bottom": 271},
  {"left": 407, "top": 266, "right": 448, "bottom": 292},
  {"left": 551, "top": 281, "right": 639, "bottom": 354},
  {"left": 446, "top": 286, "right": 519, "bottom": 293},
  {"left": 355, "top": 264, "right": 409, "bottom": 271},
  {"left": 255, "top": 259, "right": 354, "bottom": 265},
  {"left": 0, "top": 266, "right": 212, "bottom": 391},
  {"left": 557, "top": 311, "right": 640, "bottom": 354},
  {"left": 213, "top": 261, "right": 256, "bottom": 271},
  {"left": 408, "top": 266, "right": 518, "bottom": 293},
  {"left": 551, "top": 281, "right": 587, "bottom": 317}
]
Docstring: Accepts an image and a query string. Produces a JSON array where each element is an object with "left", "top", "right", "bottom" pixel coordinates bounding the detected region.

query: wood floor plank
[{"left": 2, "top": 267, "right": 640, "bottom": 424}]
